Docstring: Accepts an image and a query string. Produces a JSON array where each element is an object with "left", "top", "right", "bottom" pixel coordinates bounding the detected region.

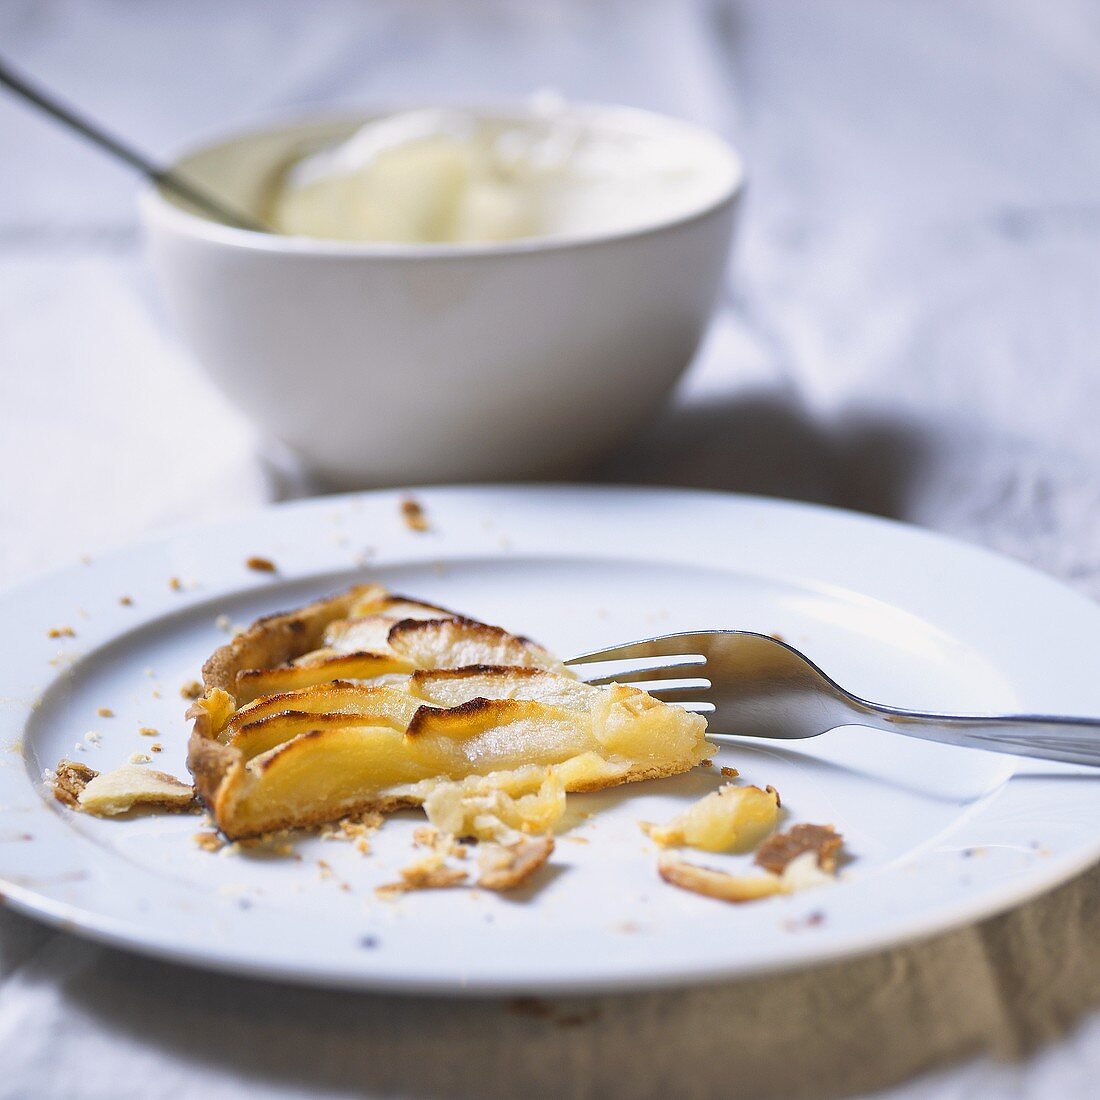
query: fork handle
[{"left": 847, "top": 700, "right": 1100, "bottom": 767}]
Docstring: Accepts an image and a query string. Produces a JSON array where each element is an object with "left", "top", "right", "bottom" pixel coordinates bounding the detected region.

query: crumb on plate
[
  {"left": 657, "top": 854, "right": 784, "bottom": 904},
  {"left": 319, "top": 810, "right": 384, "bottom": 852},
  {"left": 234, "top": 828, "right": 297, "bottom": 858},
  {"left": 755, "top": 824, "right": 843, "bottom": 875},
  {"left": 477, "top": 836, "right": 555, "bottom": 892},
  {"left": 194, "top": 831, "right": 224, "bottom": 853},
  {"left": 51, "top": 759, "right": 98, "bottom": 807},
  {"left": 399, "top": 496, "right": 430, "bottom": 532},
  {"left": 376, "top": 852, "right": 468, "bottom": 898},
  {"left": 659, "top": 838, "right": 842, "bottom": 905},
  {"left": 412, "top": 825, "right": 468, "bottom": 859}
]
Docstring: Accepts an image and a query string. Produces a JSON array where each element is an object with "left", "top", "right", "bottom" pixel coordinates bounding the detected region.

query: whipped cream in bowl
[
  {"left": 266, "top": 102, "right": 737, "bottom": 247},
  {"left": 140, "top": 102, "right": 743, "bottom": 485}
]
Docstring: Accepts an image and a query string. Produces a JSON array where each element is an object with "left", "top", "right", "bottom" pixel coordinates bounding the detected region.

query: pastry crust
[
  {"left": 51, "top": 760, "right": 98, "bottom": 808},
  {"left": 79, "top": 765, "right": 195, "bottom": 816},
  {"left": 477, "top": 836, "right": 555, "bottom": 891},
  {"left": 188, "top": 584, "right": 710, "bottom": 838},
  {"left": 754, "top": 823, "right": 843, "bottom": 874},
  {"left": 200, "top": 584, "right": 378, "bottom": 693}
]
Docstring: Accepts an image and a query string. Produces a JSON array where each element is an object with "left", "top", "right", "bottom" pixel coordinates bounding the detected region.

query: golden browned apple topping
[
  {"left": 640, "top": 784, "right": 780, "bottom": 853},
  {"left": 477, "top": 836, "right": 555, "bottom": 892},
  {"left": 754, "top": 823, "right": 843, "bottom": 875}
]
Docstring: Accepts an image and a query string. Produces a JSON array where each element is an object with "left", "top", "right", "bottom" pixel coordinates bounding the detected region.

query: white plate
[{"left": 2, "top": 486, "right": 1098, "bottom": 996}]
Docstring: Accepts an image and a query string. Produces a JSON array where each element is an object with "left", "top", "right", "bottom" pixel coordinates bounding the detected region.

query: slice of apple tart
[{"left": 188, "top": 584, "right": 710, "bottom": 838}]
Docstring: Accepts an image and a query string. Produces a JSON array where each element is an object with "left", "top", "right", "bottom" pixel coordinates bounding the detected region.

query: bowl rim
[{"left": 138, "top": 101, "right": 745, "bottom": 259}]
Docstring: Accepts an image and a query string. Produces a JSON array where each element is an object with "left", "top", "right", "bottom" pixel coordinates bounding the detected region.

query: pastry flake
[
  {"left": 376, "top": 852, "right": 468, "bottom": 897},
  {"left": 76, "top": 764, "right": 195, "bottom": 816},
  {"left": 658, "top": 854, "right": 784, "bottom": 903},
  {"left": 477, "top": 836, "right": 555, "bottom": 891},
  {"left": 658, "top": 828, "right": 844, "bottom": 905},
  {"left": 51, "top": 759, "right": 98, "bottom": 808},
  {"left": 399, "top": 496, "right": 430, "bottom": 532},
  {"left": 755, "top": 823, "right": 843, "bottom": 875},
  {"left": 422, "top": 768, "right": 566, "bottom": 841}
]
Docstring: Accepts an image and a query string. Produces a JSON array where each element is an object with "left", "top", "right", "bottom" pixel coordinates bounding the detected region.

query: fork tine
[
  {"left": 639, "top": 681, "right": 712, "bottom": 703},
  {"left": 573, "top": 656, "right": 707, "bottom": 686},
  {"left": 565, "top": 633, "right": 713, "bottom": 665}
]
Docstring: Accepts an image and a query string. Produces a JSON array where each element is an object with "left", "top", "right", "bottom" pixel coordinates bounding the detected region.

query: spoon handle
[{"left": 0, "top": 55, "right": 266, "bottom": 232}]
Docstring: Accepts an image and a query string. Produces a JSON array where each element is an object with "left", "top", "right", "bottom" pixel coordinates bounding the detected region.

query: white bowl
[{"left": 140, "top": 106, "right": 743, "bottom": 487}]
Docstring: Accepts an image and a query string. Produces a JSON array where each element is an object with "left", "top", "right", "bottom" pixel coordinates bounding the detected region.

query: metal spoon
[{"left": 0, "top": 55, "right": 268, "bottom": 232}]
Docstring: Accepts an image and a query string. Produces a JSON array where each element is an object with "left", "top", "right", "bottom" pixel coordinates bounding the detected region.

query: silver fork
[{"left": 567, "top": 631, "right": 1100, "bottom": 767}]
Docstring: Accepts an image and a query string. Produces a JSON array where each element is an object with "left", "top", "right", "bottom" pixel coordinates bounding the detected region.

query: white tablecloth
[{"left": 2, "top": 2, "right": 1099, "bottom": 1096}]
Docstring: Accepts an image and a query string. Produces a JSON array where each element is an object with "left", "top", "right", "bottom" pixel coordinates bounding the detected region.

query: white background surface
[{"left": 1, "top": 1, "right": 1099, "bottom": 1097}]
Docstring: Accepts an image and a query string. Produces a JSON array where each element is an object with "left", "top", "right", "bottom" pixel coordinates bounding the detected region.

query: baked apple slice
[{"left": 188, "top": 584, "right": 710, "bottom": 838}]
